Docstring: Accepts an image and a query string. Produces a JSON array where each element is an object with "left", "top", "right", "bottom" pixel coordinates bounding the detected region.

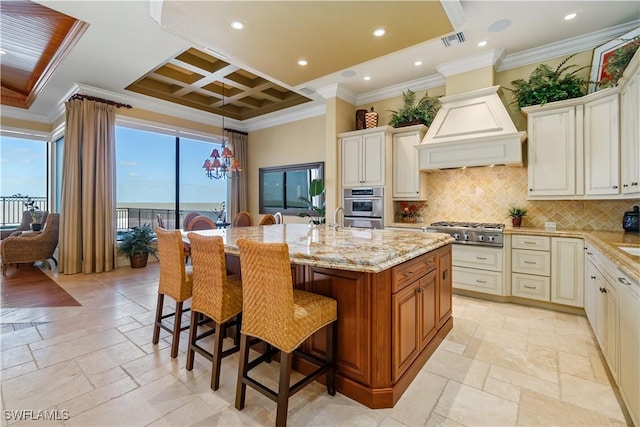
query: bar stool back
[{"left": 235, "top": 238, "right": 337, "bottom": 427}]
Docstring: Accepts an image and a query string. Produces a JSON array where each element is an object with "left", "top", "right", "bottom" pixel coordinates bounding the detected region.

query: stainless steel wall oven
[{"left": 343, "top": 187, "right": 384, "bottom": 229}]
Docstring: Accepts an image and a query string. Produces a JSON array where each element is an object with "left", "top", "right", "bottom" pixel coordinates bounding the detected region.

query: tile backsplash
[{"left": 395, "top": 166, "right": 639, "bottom": 231}]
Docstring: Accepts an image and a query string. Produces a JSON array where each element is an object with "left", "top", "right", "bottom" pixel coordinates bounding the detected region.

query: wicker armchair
[
  {"left": 1, "top": 213, "right": 59, "bottom": 275},
  {"left": 6, "top": 210, "right": 49, "bottom": 238}
]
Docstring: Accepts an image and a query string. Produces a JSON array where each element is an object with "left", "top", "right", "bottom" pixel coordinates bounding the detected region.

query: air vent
[{"left": 441, "top": 32, "right": 466, "bottom": 47}]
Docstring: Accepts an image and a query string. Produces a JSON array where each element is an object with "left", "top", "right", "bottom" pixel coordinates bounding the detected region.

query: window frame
[{"left": 259, "top": 162, "right": 324, "bottom": 216}]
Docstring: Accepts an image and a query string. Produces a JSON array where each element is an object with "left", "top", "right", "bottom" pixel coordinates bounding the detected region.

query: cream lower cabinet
[
  {"left": 452, "top": 245, "right": 504, "bottom": 296},
  {"left": 618, "top": 270, "right": 640, "bottom": 427},
  {"left": 511, "top": 235, "right": 583, "bottom": 307},
  {"left": 392, "top": 125, "right": 428, "bottom": 200}
]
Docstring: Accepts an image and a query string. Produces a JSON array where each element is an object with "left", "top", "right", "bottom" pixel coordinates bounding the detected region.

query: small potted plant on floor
[
  {"left": 508, "top": 207, "right": 528, "bottom": 227},
  {"left": 117, "top": 224, "right": 158, "bottom": 268}
]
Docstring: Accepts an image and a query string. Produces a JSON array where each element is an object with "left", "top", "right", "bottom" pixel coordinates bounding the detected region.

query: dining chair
[
  {"left": 188, "top": 215, "right": 217, "bottom": 231},
  {"left": 156, "top": 213, "right": 165, "bottom": 229},
  {"left": 185, "top": 233, "right": 243, "bottom": 390},
  {"left": 183, "top": 211, "right": 201, "bottom": 231},
  {"left": 235, "top": 238, "right": 337, "bottom": 427},
  {"left": 153, "top": 227, "right": 193, "bottom": 358},
  {"left": 274, "top": 212, "right": 283, "bottom": 224},
  {"left": 232, "top": 211, "right": 253, "bottom": 227},
  {"left": 258, "top": 214, "right": 277, "bottom": 226}
]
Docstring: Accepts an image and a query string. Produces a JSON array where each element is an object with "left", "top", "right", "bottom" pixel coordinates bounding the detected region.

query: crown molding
[
  {"left": 243, "top": 102, "right": 326, "bottom": 132},
  {"left": 356, "top": 74, "right": 446, "bottom": 105},
  {"left": 499, "top": 20, "right": 640, "bottom": 71},
  {"left": 440, "top": 0, "right": 465, "bottom": 30},
  {"left": 0, "top": 105, "right": 51, "bottom": 124},
  {"left": 436, "top": 49, "right": 505, "bottom": 77},
  {"left": 316, "top": 84, "right": 357, "bottom": 105}
]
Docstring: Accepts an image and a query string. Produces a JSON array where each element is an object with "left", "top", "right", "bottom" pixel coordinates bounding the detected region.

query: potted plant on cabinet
[
  {"left": 298, "top": 179, "right": 326, "bottom": 225},
  {"left": 117, "top": 224, "right": 158, "bottom": 268},
  {"left": 389, "top": 89, "right": 441, "bottom": 128},
  {"left": 506, "top": 54, "right": 589, "bottom": 109},
  {"left": 399, "top": 201, "right": 420, "bottom": 223},
  {"left": 508, "top": 207, "right": 528, "bottom": 227}
]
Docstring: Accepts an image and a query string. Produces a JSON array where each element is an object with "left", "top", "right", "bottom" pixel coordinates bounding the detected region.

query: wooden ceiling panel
[
  {"left": 126, "top": 47, "right": 312, "bottom": 120},
  {"left": 0, "top": 0, "right": 88, "bottom": 109}
]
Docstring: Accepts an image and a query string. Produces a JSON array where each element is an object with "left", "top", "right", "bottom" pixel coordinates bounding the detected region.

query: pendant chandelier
[{"left": 202, "top": 83, "right": 242, "bottom": 179}]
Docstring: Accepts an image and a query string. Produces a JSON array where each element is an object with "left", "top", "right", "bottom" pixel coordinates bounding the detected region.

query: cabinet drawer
[
  {"left": 452, "top": 245, "right": 503, "bottom": 272},
  {"left": 512, "top": 235, "right": 551, "bottom": 251},
  {"left": 512, "top": 249, "right": 550, "bottom": 276},
  {"left": 392, "top": 253, "right": 436, "bottom": 293},
  {"left": 512, "top": 273, "right": 550, "bottom": 301},
  {"left": 453, "top": 266, "right": 503, "bottom": 296}
]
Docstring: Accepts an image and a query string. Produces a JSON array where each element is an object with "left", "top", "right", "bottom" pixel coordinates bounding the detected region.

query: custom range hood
[{"left": 417, "top": 85, "right": 526, "bottom": 170}]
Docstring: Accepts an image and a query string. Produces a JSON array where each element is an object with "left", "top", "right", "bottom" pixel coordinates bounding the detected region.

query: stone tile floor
[{"left": 0, "top": 263, "right": 629, "bottom": 426}]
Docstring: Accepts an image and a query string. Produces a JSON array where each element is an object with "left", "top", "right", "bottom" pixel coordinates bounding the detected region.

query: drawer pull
[
  {"left": 599, "top": 287, "right": 607, "bottom": 293},
  {"left": 403, "top": 271, "right": 414, "bottom": 277},
  {"left": 476, "top": 256, "right": 487, "bottom": 260},
  {"left": 524, "top": 260, "right": 537, "bottom": 265},
  {"left": 523, "top": 285, "right": 537, "bottom": 290},
  {"left": 476, "top": 280, "right": 487, "bottom": 284},
  {"left": 416, "top": 287, "right": 424, "bottom": 293},
  {"left": 523, "top": 241, "right": 536, "bottom": 245},
  {"left": 591, "top": 275, "right": 596, "bottom": 279},
  {"left": 618, "top": 277, "right": 632, "bottom": 286},
  {"left": 586, "top": 251, "right": 593, "bottom": 255}
]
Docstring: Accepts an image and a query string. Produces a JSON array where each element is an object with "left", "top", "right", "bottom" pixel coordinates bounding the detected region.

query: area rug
[{"left": 0, "top": 264, "right": 81, "bottom": 308}]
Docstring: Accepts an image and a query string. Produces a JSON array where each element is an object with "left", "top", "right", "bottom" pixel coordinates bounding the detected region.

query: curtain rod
[
  {"left": 68, "top": 94, "right": 132, "bottom": 109},
  {"left": 224, "top": 128, "right": 248, "bottom": 136}
]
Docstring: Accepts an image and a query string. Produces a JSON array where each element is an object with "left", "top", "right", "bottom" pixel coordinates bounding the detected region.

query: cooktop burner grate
[{"left": 430, "top": 221, "right": 505, "bottom": 230}]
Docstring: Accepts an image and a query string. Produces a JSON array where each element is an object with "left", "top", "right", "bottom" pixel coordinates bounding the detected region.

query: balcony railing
[{"left": 1, "top": 196, "right": 49, "bottom": 227}]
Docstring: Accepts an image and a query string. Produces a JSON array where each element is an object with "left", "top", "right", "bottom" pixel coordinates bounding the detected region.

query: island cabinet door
[
  {"left": 304, "top": 267, "right": 373, "bottom": 386},
  {"left": 437, "top": 246, "right": 452, "bottom": 328},
  {"left": 392, "top": 280, "right": 421, "bottom": 381},
  {"left": 419, "top": 271, "right": 438, "bottom": 350}
]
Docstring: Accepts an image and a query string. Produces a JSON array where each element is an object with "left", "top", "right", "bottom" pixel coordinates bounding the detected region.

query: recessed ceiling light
[
  {"left": 364, "top": 76, "right": 371, "bottom": 81},
  {"left": 414, "top": 60, "right": 423, "bottom": 66},
  {"left": 564, "top": 13, "right": 577, "bottom": 20},
  {"left": 478, "top": 41, "right": 488, "bottom": 47},
  {"left": 230, "top": 21, "right": 244, "bottom": 30},
  {"left": 297, "top": 59, "right": 308, "bottom": 66},
  {"left": 373, "top": 28, "right": 385, "bottom": 37}
]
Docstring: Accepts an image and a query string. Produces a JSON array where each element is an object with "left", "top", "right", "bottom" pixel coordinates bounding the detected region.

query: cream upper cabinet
[
  {"left": 525, "top": 105, "right": 577, "bottom": 197},
  {"left": 584, "top": 92, "right": 620, "bottom": 196},
  {"left": 550, "top": 237, "right": 584, "bottom": 307},
  {"left": 392, "top": 125, "right": 428, "bottom": 200},
  {"left": 340, "top": 127, "right": 391, "bottom": 188},
  {"left": 620, "top": 51, "right": 640, "bottom": 196}
]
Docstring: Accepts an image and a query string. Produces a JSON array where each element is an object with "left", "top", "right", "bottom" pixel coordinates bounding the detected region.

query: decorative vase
[
  {"left": 130, "top": 253, "right": 149, "bottom": 268},
  {"left": 511, "top": 217, "right": 522, "bottom": 227},
  {"left": 365, "top": 107, "right": 379, "bottom": 128},
  {"left": 401, "top": 216, "right": 417, "bottom": 223},
  {"left": 355, "top": 109, "right": 367, "bottom": 130}
]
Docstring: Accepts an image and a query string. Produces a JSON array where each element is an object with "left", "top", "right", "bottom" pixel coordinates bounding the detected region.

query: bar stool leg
[
  {"left": 152, "top": 293, "right": 165, "bottom": 344},
  {"left": 276, "top": 351, "right": 293, "bottom": 427},
  {"left": 326, "top": 321, "right": 336, "bottom": 396},
  {"left": 211, "top": 321, "right": 224, "bottom": 391},
  {"left": 185, "top": 311, "right": 199, "bottom": 371},
  {"left": 235, "top": 334, "right": 250, "bottom": 410},
  {"left": 171, "top": 301, "right": 184, "bottom": 358}
]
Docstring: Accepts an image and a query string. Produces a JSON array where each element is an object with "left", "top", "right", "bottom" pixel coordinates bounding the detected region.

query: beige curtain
[
  {"left": 59, "top": 99, "right": 116, "bottom": 274},
  {"left": 227, "top": 130, "right": 248, "bottom": 220}
]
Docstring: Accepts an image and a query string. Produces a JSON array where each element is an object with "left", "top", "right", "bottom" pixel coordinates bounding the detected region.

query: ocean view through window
[{"left": 115, "top": 127, "right": 226, "bottom": 230}]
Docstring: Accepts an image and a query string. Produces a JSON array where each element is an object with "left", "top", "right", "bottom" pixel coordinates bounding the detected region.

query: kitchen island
[{"left": 183, "top": 224, "right": 454, "bottom": 408}]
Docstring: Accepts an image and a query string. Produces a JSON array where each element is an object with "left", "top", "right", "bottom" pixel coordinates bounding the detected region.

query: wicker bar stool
[
  {"left": 153, "top": 227, "right": 194, "bottom": 358},
  {"left": 232, "top": 211, "right": 253, "bottom": 227},
  {"left": 185, "top": 233, "right": 243, "bottom": 390},
  {"left": 235, "top": 239, "right": 337, "bottom": 427}
]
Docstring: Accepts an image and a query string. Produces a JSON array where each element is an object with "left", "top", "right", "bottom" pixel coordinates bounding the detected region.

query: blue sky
[{"left": 0, "top": 129, "right": 227, "bottom": 205}]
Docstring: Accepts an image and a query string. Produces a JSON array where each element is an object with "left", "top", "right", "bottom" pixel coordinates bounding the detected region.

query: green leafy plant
[
  {"left": 298, "top": 179, "right": 326, "bottom": 225},
  {"left": 389, "top": 89, "right": 441, "bottom": 128},
  {"left": 506, "top": 54, "right": 589, "bottom": 109},
  {"left": 508, "top": 207, "right": 528, "bottom": 218},
  {"left": 13, "top": 193, "right": 42, "bottom": 223},
  {"left": 599, "top": 36, "right": 640, "bottom": 88},
  {"left": 117, "top": 224, "right": 158, "bottom": 260}
]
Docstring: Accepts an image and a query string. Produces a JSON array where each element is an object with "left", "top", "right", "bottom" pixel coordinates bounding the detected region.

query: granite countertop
[
  {"left": 506, "top": 226, "right": 640, "bottom": 283},
  {"left": 183, "top": 224, "right": 454, "bottom": 273}
]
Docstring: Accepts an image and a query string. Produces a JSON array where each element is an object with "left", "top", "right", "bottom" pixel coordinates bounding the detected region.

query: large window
[
  {"left": 115, "top": 126, "right": 225, "bottom": 230},
  {"left": 0, "top": 135, "right": 48, "bottom": 226}
]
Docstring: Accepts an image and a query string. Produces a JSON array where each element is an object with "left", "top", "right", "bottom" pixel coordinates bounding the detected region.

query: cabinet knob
[
  {"left": 618, "top": 277, "right": 631, "bottom": 286},
  {"left": 612, "top": 185, "right": 618, "bottom": 189},
  {"left": 591, "top": 275, "right": 596, "bottom": 279},
  {"left": 623, "top": 184, "right": 629, "bottom": 188},
  {"left": 632, "top": 182, "right": 639, "bottom": 186},
  {"left": 529, "top": 188, "right": 533, "bottom": 191}
]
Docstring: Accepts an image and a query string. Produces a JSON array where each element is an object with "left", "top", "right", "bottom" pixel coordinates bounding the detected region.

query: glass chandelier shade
[{"left": 202, "top": 83, "right": 242, "bottom": 179}]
